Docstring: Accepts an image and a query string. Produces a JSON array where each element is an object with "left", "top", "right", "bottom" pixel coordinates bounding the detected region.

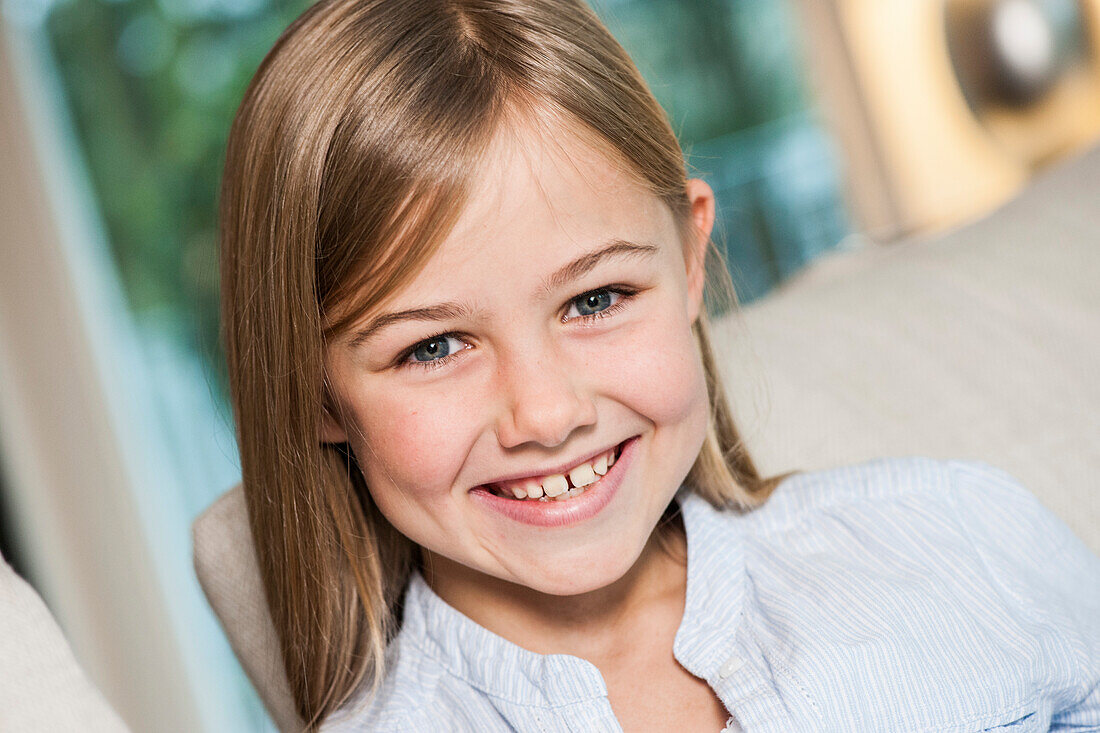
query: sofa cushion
[
  {"left": 0, "top": 555, "right": 129, "bottom": 732},
  {"left": 715, "top": 145, "right": 1100, "bottom": 553},
  {"left": 192, "top": 488, "right": 304, "bottom": 732}
]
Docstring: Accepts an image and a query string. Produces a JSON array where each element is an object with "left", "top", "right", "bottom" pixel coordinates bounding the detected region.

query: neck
[{"left": 420, "top": 516, "right": 688, "bottom": 665}]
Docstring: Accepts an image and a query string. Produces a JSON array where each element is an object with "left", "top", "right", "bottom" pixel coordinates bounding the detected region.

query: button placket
[
  {"left": 711, "top": 650, "right": 769, "bottom": 732},
  {"left": 717, "top": 654, "right": 745, "bottom": 680}
]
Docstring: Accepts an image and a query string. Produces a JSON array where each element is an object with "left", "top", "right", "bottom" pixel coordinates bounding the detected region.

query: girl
[{"left": 217, "top": 0, "right": 1100, "bottom": 730}]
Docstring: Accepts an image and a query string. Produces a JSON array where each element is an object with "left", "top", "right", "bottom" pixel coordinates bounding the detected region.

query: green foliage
[
  {"left": 44, "top": 0, "right": 313, "bottom": 392},
  {"left": 42, "top": 0, "right": 845, "bottom": 383}
]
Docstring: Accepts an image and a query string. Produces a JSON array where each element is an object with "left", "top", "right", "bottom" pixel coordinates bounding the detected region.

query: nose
[{"left": 494, "top": 341, "right": 597, "bottom": 450}]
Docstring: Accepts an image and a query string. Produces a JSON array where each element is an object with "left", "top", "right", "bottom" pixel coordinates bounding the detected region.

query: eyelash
[{"left": 398, "top": 286, "right": 637, "bottom": 372}]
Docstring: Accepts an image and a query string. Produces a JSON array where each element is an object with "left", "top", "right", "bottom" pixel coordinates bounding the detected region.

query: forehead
[{"left": 398, "top": 115, "right": 677, "bottom": 293}]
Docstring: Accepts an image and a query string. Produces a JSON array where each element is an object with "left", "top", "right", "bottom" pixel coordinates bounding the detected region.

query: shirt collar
[
  {"left": 672, "top": 486, "right": 749, "bottom": 677},
  {"left": 398, "top": 487, "right": 748, "bottom": 704}
]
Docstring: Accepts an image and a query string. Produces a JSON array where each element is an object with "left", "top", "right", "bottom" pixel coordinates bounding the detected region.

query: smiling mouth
[{"left": 479, "top": 441, "right": 625, "bottom": 503}]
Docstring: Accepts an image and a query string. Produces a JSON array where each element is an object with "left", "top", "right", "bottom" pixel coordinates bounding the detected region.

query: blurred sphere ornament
[
  {"left": 989, "top": 0, "right": 1060, "bottom": 102},
  {"left": 945, "top": 0, "right": 1085, "bottom": 108}
]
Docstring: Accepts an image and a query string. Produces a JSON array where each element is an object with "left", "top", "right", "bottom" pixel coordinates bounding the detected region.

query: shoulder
[
  {"left": 735, "top": 455, "right": 961, "bottom": 536},
  {"left": 321, "top": 629, "right": 528, "bottom": 732},
  {"left": 738, "top": 456, "right": 1089, "bottom": 547},
  {"left": 737, "top": 455, "right": 1100, "bottom": 654},
  {"left": 731, "top": 456, "right": 1100, "bottom": 639},
  {"left": 319, "top": 637, "right": 486, "bottom": 732},
  {"left": 724, "top": 458, "right": 1100, "bottom": 726},
  {"left": 740, "top": 457, "right": 1098, "bottom": 583},
  {"left": 944, "top": 459, "right": 1100, "bottom": 634},
  {"left": 726, "top": 457, "right": 966, "bottom": 571}
]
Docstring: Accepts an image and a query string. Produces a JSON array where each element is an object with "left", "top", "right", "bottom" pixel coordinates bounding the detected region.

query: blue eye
[
  {"left": 564, "top": 288, "right": 626, "bottom": 320},
  {"left": 407, "top": 335, "right": 465, "bottom": 364},
  {"left": 576, "top": 291, "right": 612, "bottom": 315}
]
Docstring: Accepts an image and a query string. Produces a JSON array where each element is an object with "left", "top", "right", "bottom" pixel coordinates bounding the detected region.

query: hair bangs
[{"left": 313, "top": 5, "right": 521, "bottom": 340}]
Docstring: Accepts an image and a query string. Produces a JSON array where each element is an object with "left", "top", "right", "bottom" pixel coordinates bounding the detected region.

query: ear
[
  {"left": 320, "top": 381, "right": 350, "bottom": 444},
  {"left": 683, "top": 178, "right": 715, "bottom": 323},
  {"left": 321, "top": 403, "right": 350, "bottom": 444}
]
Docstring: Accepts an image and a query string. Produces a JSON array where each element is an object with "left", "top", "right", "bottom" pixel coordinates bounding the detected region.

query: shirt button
[{"left": 717, "top": 654, "right": 744, "bottom": 680}]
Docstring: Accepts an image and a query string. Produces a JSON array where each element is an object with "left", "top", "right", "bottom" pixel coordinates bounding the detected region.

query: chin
[{"left": 513, "top": 543, "right": 645, "bottom": 597}]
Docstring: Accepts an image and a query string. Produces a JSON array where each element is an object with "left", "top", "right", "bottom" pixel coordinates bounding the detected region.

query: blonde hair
[{"left": 219, "top": 0, "right": 794, "bottom": 727}]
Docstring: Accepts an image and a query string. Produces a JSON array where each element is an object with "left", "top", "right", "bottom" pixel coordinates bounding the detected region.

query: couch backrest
[{"left": 192, "top": 487, "right": 304, "bottom": 732}]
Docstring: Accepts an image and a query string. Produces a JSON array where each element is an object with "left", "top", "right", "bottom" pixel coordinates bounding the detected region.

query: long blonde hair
[{"left": 219, "top": 0, "right": 793, "bottom": 727}]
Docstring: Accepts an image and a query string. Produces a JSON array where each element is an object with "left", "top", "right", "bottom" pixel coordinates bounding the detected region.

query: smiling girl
[{"left": 218, "top": 1, "right": 1100, "bottom": 731}]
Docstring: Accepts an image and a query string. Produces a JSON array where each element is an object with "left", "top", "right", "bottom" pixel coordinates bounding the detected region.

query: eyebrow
[
  {"left": 348, "top": 301, "right": 473, "bottom": 348},
  {"left": 540, "top": 239, "right": 658, "bottom": 295},
  {"left": 348, "top": 239, "right": 658, "bottom": 348}
]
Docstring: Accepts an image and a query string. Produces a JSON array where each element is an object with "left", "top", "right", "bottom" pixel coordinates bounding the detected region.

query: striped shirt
[{"left": 321, "top": 457, "right": 1100, "bottom": 732}]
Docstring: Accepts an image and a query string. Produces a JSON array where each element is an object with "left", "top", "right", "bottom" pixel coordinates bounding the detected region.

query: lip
[{"left": 468, "top": 436, "right": 639, "bottom": 528}]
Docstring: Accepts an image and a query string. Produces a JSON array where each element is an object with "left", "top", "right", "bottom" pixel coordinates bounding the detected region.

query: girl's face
[{"left": 323, "top": 118, "right": 713, "bottom": 597}]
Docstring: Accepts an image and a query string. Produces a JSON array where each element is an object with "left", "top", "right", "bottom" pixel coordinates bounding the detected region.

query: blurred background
[{"left": 1, "top": 0, "right": 1098, "bottom": 729}]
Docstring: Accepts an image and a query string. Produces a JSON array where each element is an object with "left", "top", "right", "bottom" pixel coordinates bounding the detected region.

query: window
[{"left": 594, "top": 0, "right": 851, "bottom": 303}]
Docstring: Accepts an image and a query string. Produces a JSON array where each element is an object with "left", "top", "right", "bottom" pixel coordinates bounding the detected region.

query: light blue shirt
[{"left": 322, "top": 457, "right": 1100, "bottom": 732}]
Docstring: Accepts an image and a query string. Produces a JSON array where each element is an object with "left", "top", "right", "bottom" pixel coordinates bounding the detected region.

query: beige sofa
[
  {"left": 191, "top": 143, "right": 1100, "bottom": 732},
  {"left": 0, "top": 555, "right": 128, "bottom": 732},
  {"left": 714, "top": 146, "right": 1100, "bottom": 552}
]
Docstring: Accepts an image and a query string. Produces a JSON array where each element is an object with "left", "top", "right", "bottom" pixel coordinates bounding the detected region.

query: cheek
[
  {"left": 348, "top": 387, "right": 474, "bottom": 503},
  {"left": 596, "top": 308, "right": 708, "bottom": 427}
]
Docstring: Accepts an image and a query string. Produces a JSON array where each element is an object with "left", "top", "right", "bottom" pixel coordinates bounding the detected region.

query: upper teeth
[{"left": 497, "top": 445, "right": 618, "bottom": 501}]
